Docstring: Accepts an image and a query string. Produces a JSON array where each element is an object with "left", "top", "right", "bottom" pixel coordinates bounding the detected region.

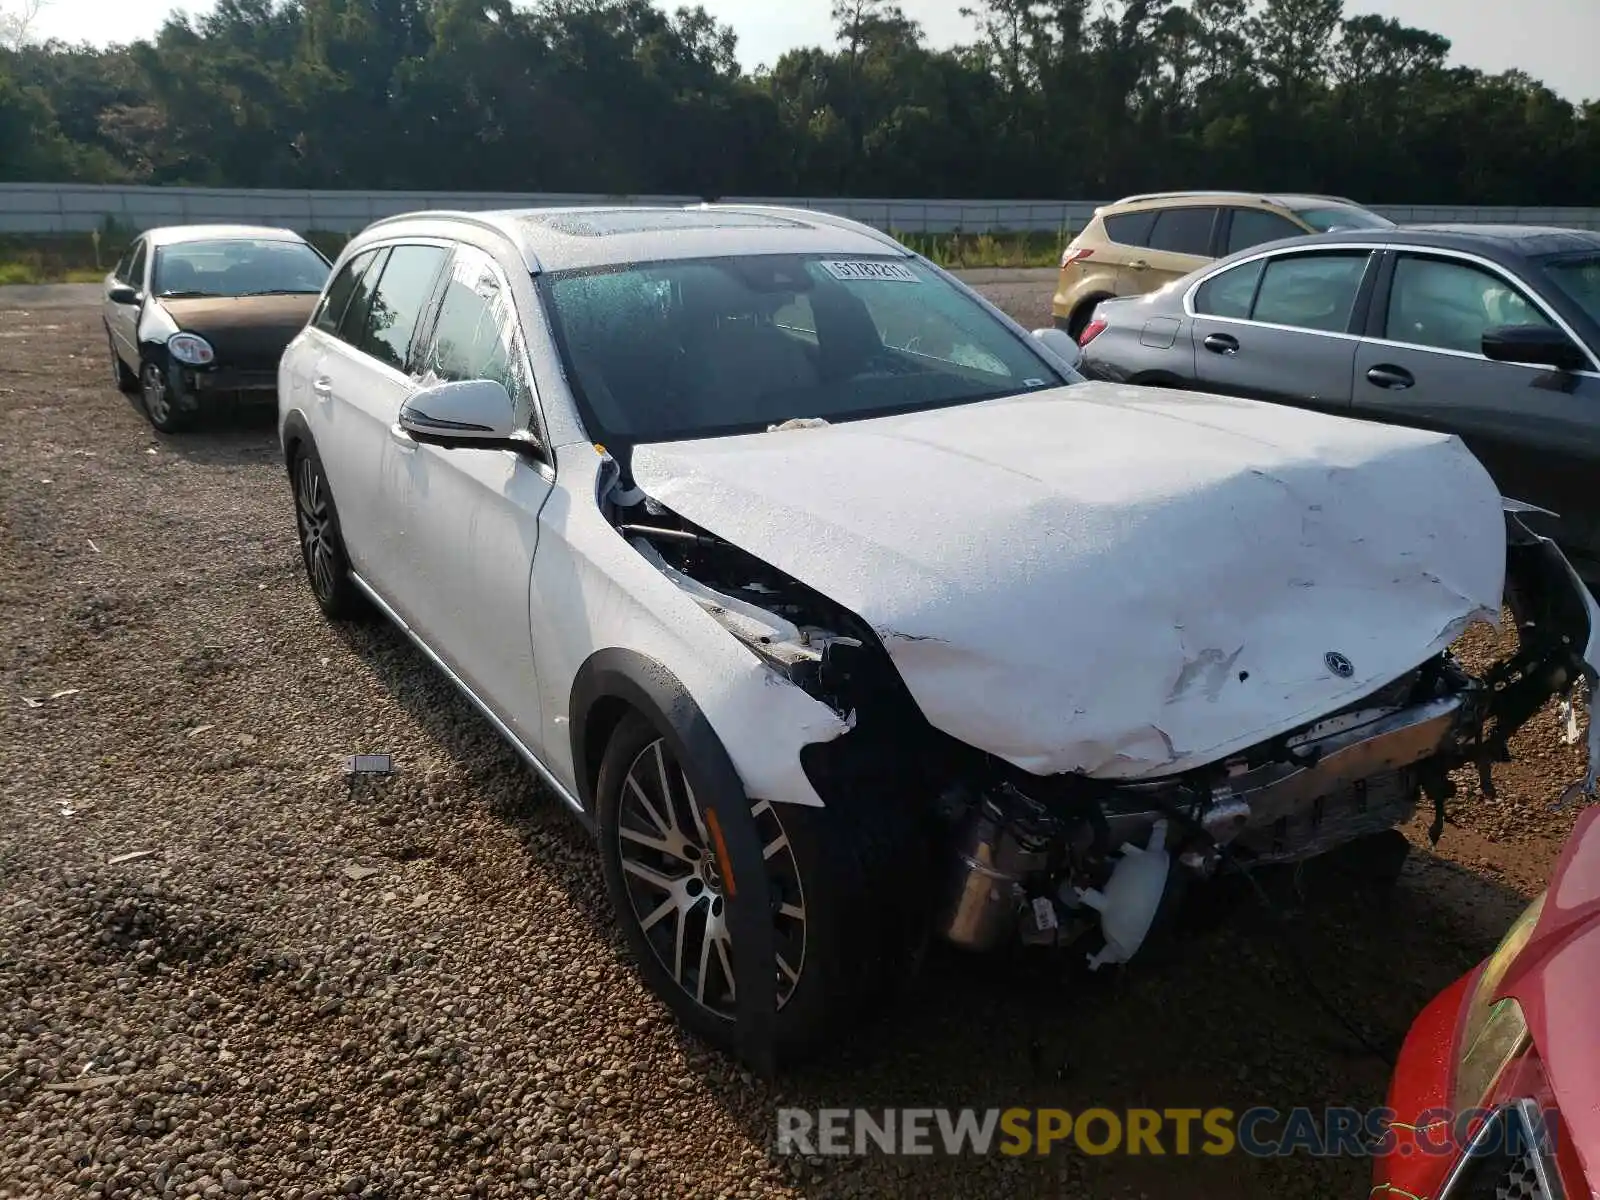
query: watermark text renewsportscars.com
[{"left": 775, "top": 1106, "right": 1562, "bottom": 1159}]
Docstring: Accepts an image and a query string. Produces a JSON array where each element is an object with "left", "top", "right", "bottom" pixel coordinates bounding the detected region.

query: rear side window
[
  {"left": 337, "top": 248, "right": 388, "bottom": 346},
  {"left": 1147, "top": 208, "right": 1217, "bottom": 257},
  {"left": 1226, "top": 209, "right": 1307, "bottom": 255},
  {"left": 357, "top": 244, "right": 450, "bottom": 371},
  {"left": 1194, "top": 260, "right": 1265, "bottom": 318},
  {"left": 1252, "top": 252, "right": 1370, "bottom": 333},
  {"left": 313, "top": 249, "right": 378, "bottom": 337},
  {"left": 1102, "top": 210, "right": 1157, "bottom": 248}
]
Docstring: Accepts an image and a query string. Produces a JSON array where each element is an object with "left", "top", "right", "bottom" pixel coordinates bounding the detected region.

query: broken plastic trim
[{"left": 1467, "top": 505, "right": 1600, "bottom": 817}]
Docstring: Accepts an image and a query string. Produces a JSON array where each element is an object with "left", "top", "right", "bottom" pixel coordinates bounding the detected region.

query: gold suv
[{"left": 1052, "top": 191, "right": 1394, "bottom": 338}]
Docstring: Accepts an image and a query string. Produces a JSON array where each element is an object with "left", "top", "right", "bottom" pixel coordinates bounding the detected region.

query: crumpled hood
[{"left": 631, "top": 381, "right": 1506, "bottom": 779}]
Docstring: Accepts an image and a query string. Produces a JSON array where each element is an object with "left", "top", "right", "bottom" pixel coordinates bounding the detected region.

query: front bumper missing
[
  {"left": 939, "top": 503, "right": 1600, "bottom": 961},
  {"left": 173, "top": 366, "right": 278, "bottom": 408}
]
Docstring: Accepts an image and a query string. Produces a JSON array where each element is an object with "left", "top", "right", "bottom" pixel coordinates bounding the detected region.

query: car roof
[
  {"left": 1260, "top": 224, "right": 1600, "bottom": 260},
  {"left": 354, "top": 205, "right": 910, "bottom": 273},
  {"left": 143, "top": 224, "right": 307, "bottom": 248}
]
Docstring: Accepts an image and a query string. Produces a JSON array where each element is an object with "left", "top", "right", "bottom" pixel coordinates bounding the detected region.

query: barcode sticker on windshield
[{"left": 821, "top": 260, "right": 920, "bottom": 283}]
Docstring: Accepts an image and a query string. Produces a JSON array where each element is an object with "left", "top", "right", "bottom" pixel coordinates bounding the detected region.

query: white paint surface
[{"left": 634, "top": 381, "right": 1510, "bottom": 779}]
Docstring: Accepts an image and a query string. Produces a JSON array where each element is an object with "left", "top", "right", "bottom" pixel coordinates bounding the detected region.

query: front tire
[
  {"left": 139, "top": 358, "right": 193, "bottom": 433},
  {"left": 596, "top": 713, "right": 931, "bottom": 1067},
  {"left": 290, "top": 445, "right": 367, "bottom": 620}
]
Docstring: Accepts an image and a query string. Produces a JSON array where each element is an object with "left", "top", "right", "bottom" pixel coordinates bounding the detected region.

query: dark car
[
  {"left": 104, "top": 225, "right": 332, "bottom": 432},
  {"left": 1077, "top": 225, "right": 1600, "bottom": 579}
]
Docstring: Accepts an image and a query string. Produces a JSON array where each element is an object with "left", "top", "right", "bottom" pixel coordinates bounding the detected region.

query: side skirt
[{"left": 348, "top": 571, "right": 593, "bottom": 832}]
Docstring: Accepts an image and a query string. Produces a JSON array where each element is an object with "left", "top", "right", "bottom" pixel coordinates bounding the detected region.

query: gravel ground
[{"left": 1, "top": 290, "right": 1593, "bottom": 1199}]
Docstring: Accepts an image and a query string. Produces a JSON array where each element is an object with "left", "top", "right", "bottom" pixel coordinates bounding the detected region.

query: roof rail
[
  {"left": 688, "top": 202, "right": 910, "bottom": 255},
  {"left": 1292, "top": 194, "right": 1366, "bottom": 208},
  {"left": 1112, "top": 190, "right": 1257, "bottom": 205},
  {"left": 1112, "top": 189, "right": 1369, "bottom": 208},
  {"left": 356, "top": 208, "right": 539, "bottom": 268}
]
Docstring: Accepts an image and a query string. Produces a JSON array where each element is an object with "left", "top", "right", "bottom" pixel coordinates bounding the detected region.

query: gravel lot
[{"left": 1, "top": 284, "right": 1593, "bottom": 1199}]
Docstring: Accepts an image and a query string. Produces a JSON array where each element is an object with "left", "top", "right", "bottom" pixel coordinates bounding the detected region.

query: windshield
[
  {"left": 1289, "top": 205, "right": 1396, "bottom": 233},
  {"left": 540, "top": 254, "right": 1065, "bottom": 445},
  {"left": 152, "top": 238, "right": 331, "bottom": 298},
  {"left": 1541, "top": 254, "right": 1600, "bottom": 326}
]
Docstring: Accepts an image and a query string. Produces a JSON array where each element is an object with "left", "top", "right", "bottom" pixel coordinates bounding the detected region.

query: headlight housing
[
  {"left": 167, "top": 332, "right": 215, "bottom": 366},
  {"left": 1451, "top": 891, "right": 1544, "bottom": 1108}
]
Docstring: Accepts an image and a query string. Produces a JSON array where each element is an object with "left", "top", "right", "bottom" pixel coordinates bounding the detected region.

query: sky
[{"left": 29, "top": 0, "right": 1600, "bottom": 103}]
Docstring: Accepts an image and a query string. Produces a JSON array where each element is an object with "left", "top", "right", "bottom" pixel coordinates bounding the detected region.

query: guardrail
[{"left": 3, "top": 183, "right": 1598, "bottom": 235}]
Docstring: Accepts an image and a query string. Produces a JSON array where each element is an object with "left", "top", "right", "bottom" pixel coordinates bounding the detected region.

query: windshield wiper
[
  {"left": 239, "top": 288, "right": 319, "bottom": 296},
  {"left": 158, "top": 290, "right": 220, "bottom": 299}
]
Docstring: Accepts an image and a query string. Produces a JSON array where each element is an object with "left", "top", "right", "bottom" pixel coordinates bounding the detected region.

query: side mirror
[
  {"left": 108, "top": 283, "right": 141, "bottom": 306},
  {"left": 399, "top": 378, "right": 517, "bottom": 445},
  {"left": 1031, "top": 326, "right": 1083, "bottom": 372},
  {"left": 1482, "top": 325, "right": 1587, "bottom": 372}
]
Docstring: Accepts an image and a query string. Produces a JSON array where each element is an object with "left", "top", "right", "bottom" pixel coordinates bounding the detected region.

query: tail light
[
  {"left": 1060, "top": 248, "right": 1094, "bottom": 270},
  {"left": 1079, "top": 316, "right": 1108, "bottom": 347}
]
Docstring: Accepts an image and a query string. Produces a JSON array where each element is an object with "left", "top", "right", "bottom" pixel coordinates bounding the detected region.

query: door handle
[
  {"left": 1366, "top": 364, "right": 1414, "bottom": 390},
  {"left": 1203, "top": 333, "right": 1240, "bottom": 356},
  {"left": 311, "top": 376, "right": 333, "bottom": 400},
  {"left": 388, "top": 422, "right": 419, "bottom": 451},
  {"left": 1128, "top": 259, "right": 1150, "bottom": 270}
]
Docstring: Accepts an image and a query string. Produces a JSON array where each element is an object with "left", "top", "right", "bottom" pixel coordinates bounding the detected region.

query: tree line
[{"left": 1, "top": 0, "right": 1596, "bottom": 205}]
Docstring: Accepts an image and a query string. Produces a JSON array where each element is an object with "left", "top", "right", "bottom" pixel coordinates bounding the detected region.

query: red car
[{"left": 1375, "top": 808, "right": 1600, "bottom": 1199}]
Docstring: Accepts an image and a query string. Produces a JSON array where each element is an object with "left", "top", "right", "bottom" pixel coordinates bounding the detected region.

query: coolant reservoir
[{"left": 1077, "top": 820, "right": 1172, "bottom": 971}]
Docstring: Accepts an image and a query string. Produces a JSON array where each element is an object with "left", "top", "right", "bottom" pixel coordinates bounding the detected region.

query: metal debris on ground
[{"left": 342, "top": 754, "right": 394, "bottom": 777}]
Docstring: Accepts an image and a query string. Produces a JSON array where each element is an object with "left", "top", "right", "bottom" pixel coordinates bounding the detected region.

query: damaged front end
[{"left": 608, "top": 471, "right": 1600, "bottom": 971}]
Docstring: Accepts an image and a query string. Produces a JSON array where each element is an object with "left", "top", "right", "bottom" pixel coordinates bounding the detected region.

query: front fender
[{"left": 568, "top": 646, "right": 779, "bottom": 1075}]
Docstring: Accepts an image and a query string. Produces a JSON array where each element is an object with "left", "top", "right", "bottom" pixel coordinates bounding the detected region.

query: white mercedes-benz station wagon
[{"left": 279, "top": 204, "right": 1600, "bottom": 1070}]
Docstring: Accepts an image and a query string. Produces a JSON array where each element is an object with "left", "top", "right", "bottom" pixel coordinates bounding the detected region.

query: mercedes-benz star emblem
[{"left": 1325, "top": 651, "right": 1355, "bottom": 678}]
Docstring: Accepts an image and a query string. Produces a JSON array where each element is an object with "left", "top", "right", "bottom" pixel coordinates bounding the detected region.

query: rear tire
[
  {"left": 290, "top": 444, "right": 368, "bottom": 621},
  {"left": 1067, "top": 297, "right": 1107, "bottom": 341},
  {"left": 596, "top": 712, "right": 932, "bottom": 1068}
]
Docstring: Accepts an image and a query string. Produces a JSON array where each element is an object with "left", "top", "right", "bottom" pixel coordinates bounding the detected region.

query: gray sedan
[{"left": 1077, "top": 225, "right": 1600, "bottom": 579}]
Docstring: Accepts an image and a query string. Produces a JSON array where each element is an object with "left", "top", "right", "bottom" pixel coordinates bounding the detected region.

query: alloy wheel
[
  {"left": 615, "top": 738, "right": 808, "bottom": 1016},
  {"left": 141, "top": 361, "right": 171, "bottom": 425},
  {"left": 294, "top": 455, "right": 339, "bottom": 604}
]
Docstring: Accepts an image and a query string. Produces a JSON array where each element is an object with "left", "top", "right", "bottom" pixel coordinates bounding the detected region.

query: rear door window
[
  {"left": 313, "top": 249, "right": 378, "bottom": 337},
  {"left": 1146, "top": 208, "right": 1217, "bottom": 257},
  {"left": 1252, "top": 252, "right": 1371, "bottom": 333},
  {"left": 1194, "top": 260, "right": 1266, "bottom": 319},
  {"left": 1102, "top": 210, "right": 1158, "bottom": 248},
  {"left": 1226, "top": 208, "right": 1307, "bottom": 255},
  {"left": 355, "top": 244, "right": 450, "bottom": 371},
  {"left": 335, "top": 248, "right": 388, "bottom": 346}
]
